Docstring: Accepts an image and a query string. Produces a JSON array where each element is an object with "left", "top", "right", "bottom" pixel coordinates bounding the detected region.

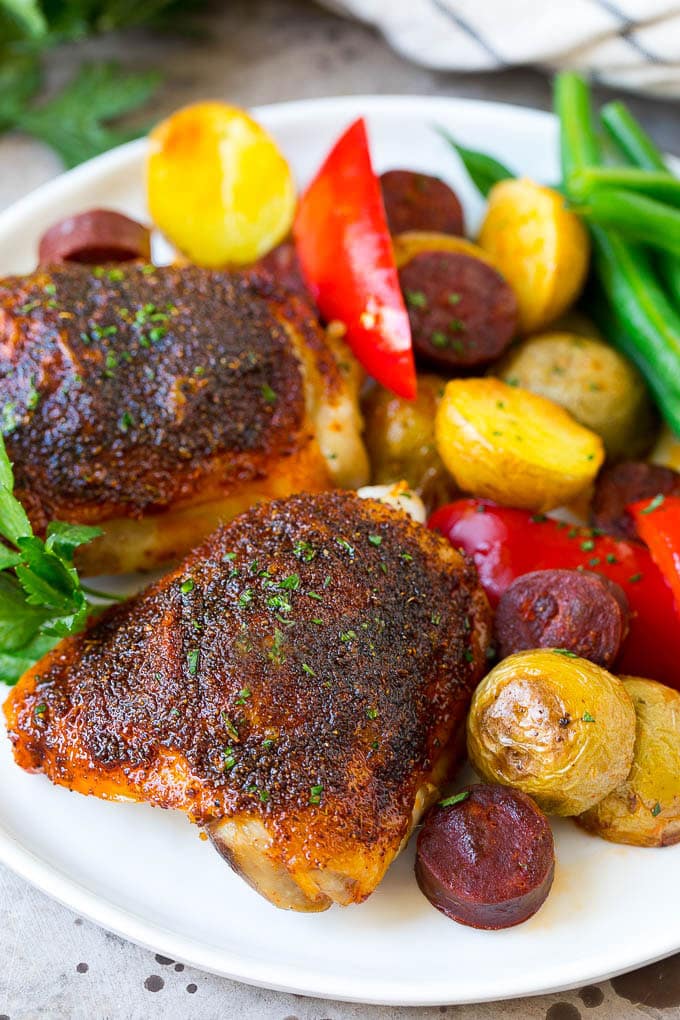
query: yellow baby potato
[
  {"left": 434, "top": 377, "right": 604, "bottom": 511},
  {"left": 392, "top": 230, "right": 500, "bottom": 271},
  {"left": 147, "top": 101, "right": 296, "bottom": 267},
  {"left": 478, "top": 178, "right": 590, "bottom": 333}
]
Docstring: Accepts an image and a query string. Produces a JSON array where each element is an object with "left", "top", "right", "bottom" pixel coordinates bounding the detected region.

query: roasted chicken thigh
[
  {"left": 5, "top": 491, "right": 491, "bottom": 911},
  {"left": 0, "top": 263, "right": 367, "bottom": 574}
]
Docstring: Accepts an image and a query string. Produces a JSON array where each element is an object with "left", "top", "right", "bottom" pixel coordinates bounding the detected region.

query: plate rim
[{"left": 0, "top": 91, "right": 678, "bottom": 1007}]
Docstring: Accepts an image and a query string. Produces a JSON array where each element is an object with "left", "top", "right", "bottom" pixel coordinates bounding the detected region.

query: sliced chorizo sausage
[
  {"left": 494, "top": 568, "right": 629, "bottom": 668},
  {"left": 592, "top": 461, "right": 680, "bottom": 541},
  {"left": 247, "top": 240, "right": 310, "bottom": 299},
  {"left": 398, "top": 250, "right": 517, "bottom": 371},
  {"left": 415, "top": 784, "right": 555, "bottom": 929},
  {"left": 38, "top": 209, "right": 151, "bottom": 265},
  {"left": 380, "top": 170, "right": 464, "bottom": 236}
]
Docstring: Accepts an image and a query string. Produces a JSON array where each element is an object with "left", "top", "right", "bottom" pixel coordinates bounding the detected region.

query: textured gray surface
[{"left": 0, "top": 2, "right": 679, "bottom": 1017}]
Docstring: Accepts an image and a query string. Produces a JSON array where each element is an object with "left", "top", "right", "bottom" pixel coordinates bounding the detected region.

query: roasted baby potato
[
  {"left": 147, "top": 102, "right": 296, "bottom": 267},
  {"left": 478, "top": 179, "right": 590, "bottom": 333},
  {"left": 494, "top": 332, "right": 657, "bottom": 461},
  {"left": 466, "top": 650, "right": 637, "bottom": 816},
  {"left": 362, "top": 375, "right": 458, "bottom": 509},
  {"left": 578, "top": 677, "right": 680, "bottom": 847},
  {"left": 435, "top": 378, "right": 604, "bottom": 511},
  {"left": 392, "top": 231, "right": 498, "bottom": 271}
]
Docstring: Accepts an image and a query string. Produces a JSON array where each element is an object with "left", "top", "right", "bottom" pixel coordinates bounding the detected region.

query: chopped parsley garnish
[
  {"left": 431, "top": 611, "right": 442, "bottom": 626},
  {"left": 1, "top": 402, "right": 17, "bottom": 436},
  {"left": 261, "top": 383, "right": 277, "bottom": 404},
  {"left": 366, "top": 706, "right": 378, "bottom": 719},
  {"left": 368, "top": 534, "right": 382, "bottom": 547},
  {"left": 279, "top": 573, "right": 301, "bottom": 590},
  {"left": 187, "top": 649, "right": 200, "bottom": 676},
  {"left": 580, "top": 539, "right": 595, "bottom": 552},
  {"left": 306, "top": 591, "right": 323, "bottom": 601},
  {"left": 641, "top": 493, "right": 665, "bottom": 514},
  {"left": 301, "top": 663, "right": 315, "bottom": 676},
  {"left": 651, "top": 801, "right": 661, "bottom": 817},
  {"left": 223, "top": 552, "right": 236, "bottom": 562},
  {"left": 267, "top": 593, "right": 292, "bottom": 613},
  {"left": 293, "top": 540, "right": 316, "bottom": 562},
  {"left": 235, "top": 688, "right": 251, "bottom": 705},
  {"left": 447, "top": 292, "right": 461, "bottom": 305},
  {"left": 335, "top": 538, "right": 355, "bottom": 557},
  {"left": 180, "top": 578, "right": 195, "bottom": 594},
  {"left": 629, "top": 572, "right": 643, "bottom": 583},
  {"left": 405, "top": 290, "right": 427, "bottom": 308},
  {"left": 223, "top": 748, "right": 237, "bottom": 770},
  {"left": 268, "top": 628, "right": 286, "bottom": 665},
  {"left": 400, "top": 552, "right": 413, "bottom": 562},
  {"left": 309, "top": 784, "right": 324, "bottom": 805},
  {"left": 431, "top": 330, "right": 448, "bottom": 349},
  {"left": 221, "top": 714, "right": 239, "bottom": 742},
  {"left": 606, "top": 553, "right": 618, "bottom": 565},
  {"left": 118, "top": 411, "right": 134, "bottom": 433},
  {"left": 552, "top": 648, "right": 578, "bottom": 658},
  {"left": 340, "top": 629, "right": 357, "bottom": 643},
  {"left": 582, "top": 711, "right": 595, "bottom": 723},
  {"left": 439, "top": 791, "right": 469, "bottom": 808}
]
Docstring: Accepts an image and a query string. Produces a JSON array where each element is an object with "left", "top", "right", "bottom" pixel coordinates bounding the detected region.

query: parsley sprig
[
  {"left": 0, "top": 1, "right": 211, "bottom": 167},
  {"left": 0, "top": 437, "right": 105, "bottom": 684}
]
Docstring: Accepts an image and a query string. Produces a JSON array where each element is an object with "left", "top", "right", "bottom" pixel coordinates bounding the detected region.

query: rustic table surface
[{"left": 0, "top": 2, "right": 678, "bottom": 1018}]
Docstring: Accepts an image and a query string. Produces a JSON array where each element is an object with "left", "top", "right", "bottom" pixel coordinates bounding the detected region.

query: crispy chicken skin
[
  {"left": 4, "top": 492, "right": 491, "bottom": 911},
  {"left": 0, "top": 263, "right": 367, "bottom": 574}
]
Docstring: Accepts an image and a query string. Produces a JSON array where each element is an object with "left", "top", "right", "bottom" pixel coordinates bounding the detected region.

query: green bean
[
  {"left": 435, "top": 126, "right": 512, "bottom": 198},
  {"left": 601, "top": 100, "right": 680, "bottom": 309},
  {"left": 601, "top": 101, "right": 667, "bottom": 172},
  {"left": 554, "top": 72, "right": 600, "bottom": 186},
  {"left": 578, "top": 189, "right": 680, "bottom": 257},
  {"left": 590, "top": 227, "right": 680, "bottom": 433},
  {"left": 568, "top": 166, "right": 680, "bottom": 206}
]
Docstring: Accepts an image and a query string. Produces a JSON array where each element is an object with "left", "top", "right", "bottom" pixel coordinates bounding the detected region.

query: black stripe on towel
[{"left": 431, "top": 0, "right": 506, "bottom": 66}]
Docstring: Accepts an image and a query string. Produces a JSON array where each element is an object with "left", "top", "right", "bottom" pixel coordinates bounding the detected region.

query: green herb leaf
[
  {"left": 439, "top": 790, "right": 470, "bottom": 808},
  {"left": 14, "top": 62, "right": 160, "bottom": 168},
  {"left": 435, "top": 125, "right": 513, "bottom": 198}
]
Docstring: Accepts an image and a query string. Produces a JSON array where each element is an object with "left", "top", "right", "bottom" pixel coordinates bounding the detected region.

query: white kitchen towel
[{"left": 320, "top": 0, "right": 680, "bottom": 97}]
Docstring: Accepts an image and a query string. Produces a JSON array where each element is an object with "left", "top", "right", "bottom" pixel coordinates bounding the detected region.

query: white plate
[{"left": 0, "top": 94, "right": 678, "bottom": 1007}]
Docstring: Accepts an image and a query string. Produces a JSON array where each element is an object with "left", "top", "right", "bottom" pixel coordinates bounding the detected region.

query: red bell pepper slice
[
  {"left": 429, "top": 498, "right": 680, "bottom": 689},
  {"left": 629, "top": 494, "right": 680, "bottom": 611},
  {"left": 293, "top": 117, "right": 416, "bottom": 399}
]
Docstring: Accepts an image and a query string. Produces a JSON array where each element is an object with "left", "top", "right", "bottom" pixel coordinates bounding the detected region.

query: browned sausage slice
[
  {"left": 380, "top": 170, "right": 464, "bottom": 236},
  {"left": 592, "top": 461, "right": 680, "bottom": 541},
  {"left": 494, "top": 568, "right": 629, "bottom": 667},
  {"left": 38, "top": 209, "right": 151, "bottom": 265},
  {"left": 398, "top": 251, "right": 517, "bottom": 371},
  {"left": 246, "top": 241, "right": 310, "bottom": 299},
  {"left": 415, "top": 784, "right": 555, "bottom": 929}
]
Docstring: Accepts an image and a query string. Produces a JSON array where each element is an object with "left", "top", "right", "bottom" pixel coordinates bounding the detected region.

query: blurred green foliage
[{"left": 0, "top": 0, "right": 208, "bottom": 166}]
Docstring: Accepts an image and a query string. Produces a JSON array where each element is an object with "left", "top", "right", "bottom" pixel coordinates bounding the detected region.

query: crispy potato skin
[
  {"left": 0, "top": 263, "right": 367, "bottom": 573},
  {"left": 435, "top": 378, "right": 604, "bottom": 512},
  {"left": 4, "top": 491, "right": 491, "bottom": 909},
  {"left": 466, "top": 650, "right": 636, "bottom": 816},
  {"left": 493, "top": 332, "right": 656, "bottom": 461},
  {"left": 578, "top": 677, "right": 680, "bottom": 847},
  {"left": 478, "top": 179, "right": 590, "bottom": 334}
]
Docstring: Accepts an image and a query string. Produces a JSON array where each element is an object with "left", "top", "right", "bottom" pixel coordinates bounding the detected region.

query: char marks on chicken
[{"left": 5, "top": 491, "right": 491, "bottom": 911}]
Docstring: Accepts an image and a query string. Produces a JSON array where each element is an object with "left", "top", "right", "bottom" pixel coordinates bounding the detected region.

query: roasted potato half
[
  {"left": 435, "top": 377, "right": 604, "bottom": 511},
  {"left": 578, "top": 677, "right": 680, "bottom": 847},
  {"left": 493, "top": 332, "right": 657, "bottom": 461},
  {"left": 466, "top": 650, "right": 637, "bottom": 816},
  {"left": 362, "top": 375, "right": 457, "bottom": 509},
  {"left": 392, "top": 231, "right": 498, "bottom": 271},
  {"left": 478, "top": 179, "right": 590, "bottom": 333}
]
